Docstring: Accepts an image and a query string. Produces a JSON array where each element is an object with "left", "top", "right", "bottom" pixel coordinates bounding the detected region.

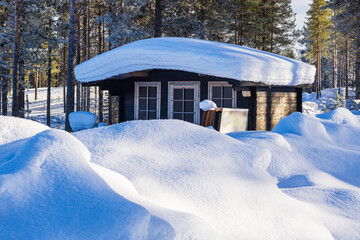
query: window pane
[
  {"left": 173, "top": 113, "right": 183, "bottom": 120},
  {"left": 148, "top": 99, "right": 157, "bottom": 111},
  {"left": 174, "top": 89, "right": 183, "bottom": 100},
  {"left": 148, "top": 111, "right": 157, "bottom": 120},
  {"left": 184, "top": 89, "right": 194, "bottom": 100},
  {"left": 184, "top": 101, "right": 194, "bottom": 112},
  {"left": 139, "top": 99, "right": 147, "bottom": 110},
  {"left": 139, "top": 86, "right": 147, "bottom": 98},
  {"left": 148, "top": 87, "right": 157, "bottom": 98},
  {"left": 223, "top": 99, "right": 233, "bottom": 108},
  {"left": 223, "top": 86, "right": 233, "bottom": 98},
  {"left": 173, "top": 100, "right": 183, "bottom": 112},
  {"left": 138, "top": 111, "right": 147, "bottom": 120},
  {"left": 184, "top": 113, "right": 194, "bottom": 123},
  {"left": 212, "top": 86, "right": 221, "bottom": 98},
  {"left": 213, "top": 98, "right": 221, "bottom": 108}
]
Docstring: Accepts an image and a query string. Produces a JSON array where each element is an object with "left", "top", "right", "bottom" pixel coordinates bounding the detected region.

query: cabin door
[{"left": 168, "top": 82, "right": 200, "bottom": 124}]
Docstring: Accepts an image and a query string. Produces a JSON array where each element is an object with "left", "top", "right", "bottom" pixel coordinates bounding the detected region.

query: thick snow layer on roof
[{"left": 75, "top": 37, "right": 316, "bottom": 86}]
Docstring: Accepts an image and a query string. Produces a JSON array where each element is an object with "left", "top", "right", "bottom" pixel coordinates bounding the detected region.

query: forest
[{"left": 0, "top": 0, "right": 359, "bottom": 131}]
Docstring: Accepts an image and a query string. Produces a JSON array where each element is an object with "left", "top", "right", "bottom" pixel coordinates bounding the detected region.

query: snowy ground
[
  {"left": 1, "top": 87, "right": 360, "bottom": 239},
  {"left": 303, "top": 88, "right": 359, "bottom": 114}
]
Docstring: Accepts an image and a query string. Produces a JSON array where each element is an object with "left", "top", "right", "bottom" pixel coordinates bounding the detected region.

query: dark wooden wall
[{"left": 96, "top": 70, "right": 301, "bottom": 131}]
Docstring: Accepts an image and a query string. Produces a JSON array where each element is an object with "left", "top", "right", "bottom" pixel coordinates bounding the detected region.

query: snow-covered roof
[{"left": 74, "top": 37, "right": 316, "bottom": 86}]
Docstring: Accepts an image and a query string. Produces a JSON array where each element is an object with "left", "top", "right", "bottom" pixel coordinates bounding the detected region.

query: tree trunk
[
  {"left": 19, "top": 58, "right": 25, "bottom": 118},
  {"left": 338, "top": 57, "right": 342, "bottom": 95},
  {"left": 1, "top": 57, "right": 7, "bottom": 116},
  {"left": 63, "top": 45, "right": 66, "bottom": 112},
  {"left": 35, "top": 66, "right": 38, "bottom": 100},
  {"left": 154, "top": 0, "right": 162, "bottom": 37},
  {"left": 332, "top": 43, "right": 337, "bottom": 88},
  {"left": 65, "top": 0, "right": 78, "bottom": 132},
  {"left": 76, "top": 10, "right": 81, "bottom": 111},
  {"left": 356, "top": 47, "right": 360, "bottom": 99},
  {"left": 98, "top": 6, "right": 103, "bottom": 121},
  {"left": 316, "top": 38, "right": 321, "bottom": 99},
  {"left": 86, "top": 1, "right": 91, "bottom": 112},
  {"left": 12, "top": 0, "right": 20, "bottom": 117},
  {"left": 47, "top": 26, "right": 52, "bottom": 126},
  {"left": 345, "top": 36, "right": 349, "bottom": 99}
]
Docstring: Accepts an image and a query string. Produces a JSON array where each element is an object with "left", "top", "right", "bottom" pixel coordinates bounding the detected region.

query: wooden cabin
[{"left": 75, "top": 37, "right": 315, "bottom": 131}]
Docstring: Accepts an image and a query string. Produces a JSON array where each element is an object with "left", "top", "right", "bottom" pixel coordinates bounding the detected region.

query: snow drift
[
  {"left": 0, "top": 124, "right": 174, "bottom": 239},
  {"left": 74, "top": 120, "right": 332, "bottom": 239},
  {"left": 231, "top": 108, "right": 360, "bottom": 239},
  {"left": 0, "top": 116, "right": 49, "bottom": 145},
  {"left": 75, "top": 37, "right": 316, "bottom": 86}
]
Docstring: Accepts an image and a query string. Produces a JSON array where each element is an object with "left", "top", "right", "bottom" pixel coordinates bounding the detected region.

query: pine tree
[{"left": 305, "top": 0, "right": 332, "bottom": 98}]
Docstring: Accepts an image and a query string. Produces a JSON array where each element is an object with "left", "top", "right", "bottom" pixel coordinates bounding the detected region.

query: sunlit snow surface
[
  {"left": 74, "top": 37, "right": 316, "bottom": 86},
  {"left": 1, "top": 87, "right": 360, "bottom": 239}
]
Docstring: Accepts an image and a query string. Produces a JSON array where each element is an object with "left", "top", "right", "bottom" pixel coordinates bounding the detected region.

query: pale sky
[{"left": 291, "top": 0, "right": 312, "bottom": 30}]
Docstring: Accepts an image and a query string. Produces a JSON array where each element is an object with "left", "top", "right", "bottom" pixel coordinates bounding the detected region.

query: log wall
[{"left": 256, "top": 88, "right": 298, "bottom": 131}]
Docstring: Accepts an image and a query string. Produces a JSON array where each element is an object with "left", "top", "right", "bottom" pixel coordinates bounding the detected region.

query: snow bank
[
  {"left": 69, "top": 111, "right": 97, "bottom": 131},
  {"left": 230, "top": 109, "right": 360, "bottom": 239},
  {"left": 0, "top": 116, "right": 49, "bottom": 145},
  {"left": 74, "top": 120, "right": 332, "bottom": 239},
  {"left": 0, "top": 127, "right": 174, "bottom": 239},
  {"left": 316, "top": 107, "right": 360, "bottom": 125},
  {"left": 75, "top": 37, "right": 316, "bottom": 86}
]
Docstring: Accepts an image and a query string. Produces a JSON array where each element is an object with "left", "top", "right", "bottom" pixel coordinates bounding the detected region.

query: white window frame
[
  {"left": 168, "top": 81, "right": 200, "bottom": 124},
  {"left": 134, "top": 82, "right": 161, "bottom": 120},
  {"left": 208, "top": 82, "right": 237, "bottom": 108}
]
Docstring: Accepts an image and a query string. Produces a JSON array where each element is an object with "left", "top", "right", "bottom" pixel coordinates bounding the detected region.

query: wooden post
[
  {"left": 108, "top": 94, "right": 112, "bottom": 125},
  {"left": 296, "top": 88, "right": 302, "bottom": 112},
  {"left": 249, "top": 86, "right": 257, "bottom": 130}
]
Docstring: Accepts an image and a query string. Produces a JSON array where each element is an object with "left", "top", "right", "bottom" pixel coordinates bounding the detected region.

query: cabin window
[
  {"left": 208, "top": 82, "right": 236, "bottom": 108},
  {"left": 135, "top": 82, "right": 161, "bottom": 120},
  {"left": 168, "top": 82, "right": 200, "bottom": 124}
]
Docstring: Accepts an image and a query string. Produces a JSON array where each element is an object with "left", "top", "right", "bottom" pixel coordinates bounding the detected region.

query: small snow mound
[
  {"left": 0, "top": 116, "right": 49, "bottom": 145},
  {"left": 199, "top": 100, "right": 217, "bottom": 111},
  {"left": 316, "top": 108, "right": 359, "bottom": 125},
  {"left": 69, "top": 111, "right": 97, "bottom": 131},
  {"left": 273, "top": 112, "right": 331, "bottom": 142}
]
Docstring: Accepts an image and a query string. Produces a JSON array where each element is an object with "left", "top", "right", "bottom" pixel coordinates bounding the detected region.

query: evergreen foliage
[
  {"left": 304, "top": 0, "right": 332, "bottom": 98},
  {"left": 2, "top": 0, "right": 359, "bottom": 128}
]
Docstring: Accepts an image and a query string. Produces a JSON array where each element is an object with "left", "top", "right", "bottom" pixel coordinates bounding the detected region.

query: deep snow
[
  {"left": 0, "top": 120, "right": 174, "bottom": 239},
  {"left": 75, "top": 37, "right": 316, "bottom": 86},
  {"left": 74, "top": 119, "right": 339, "bottom": 239},
  {"left": 1, "top": 86, "right": 360, "bottom": 239}
]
